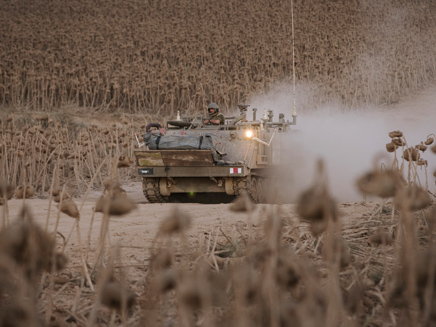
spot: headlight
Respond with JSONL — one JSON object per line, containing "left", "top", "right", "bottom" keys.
{"left": 245, "top": 130, "right": 253, "bottom": 138}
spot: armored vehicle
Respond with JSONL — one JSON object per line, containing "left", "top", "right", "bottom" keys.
{"left": 134, "top": 105, "right": 297, "bottom": 203}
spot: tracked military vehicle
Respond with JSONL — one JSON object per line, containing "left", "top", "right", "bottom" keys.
{"left": 134, "top": 105, "right": 297, "bottom": 203}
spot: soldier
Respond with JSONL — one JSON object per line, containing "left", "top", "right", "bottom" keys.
{"left": 145, "top": 122, "right": 165, "bottom": 135}
{"left": 204, "top": 102, "right": 225, "bottom": 125}
{"left": 142, "top": 122, "right": 166, "bottom": 149}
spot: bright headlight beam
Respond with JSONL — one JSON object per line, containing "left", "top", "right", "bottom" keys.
{"left": 245, "top": 130, "right": 253, "bottom": 138}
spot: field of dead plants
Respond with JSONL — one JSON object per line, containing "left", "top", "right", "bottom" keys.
{"left": 1, "top": 0, "right": 436, "bottom": 113}
{"left": 2, "top": 0, "right": 436, "bottom": 326}
{"left": 0, "top": 108, "right": 436, "bottom": 326}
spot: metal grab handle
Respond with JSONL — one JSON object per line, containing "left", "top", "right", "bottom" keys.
{"left": 135, "top": 134, "right": 145, "bottom": 148}
{"left": 252, "top": 129, "right": 276, "bottom": 147}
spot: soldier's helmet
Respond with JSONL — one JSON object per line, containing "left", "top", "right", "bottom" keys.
{"left": 207, "top": 102, "right": 219, "bottom": 113}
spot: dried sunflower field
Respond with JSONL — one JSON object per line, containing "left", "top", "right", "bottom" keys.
{"left": 2, "top": 0, "right": 436, "bottom": 326}
{"left": 1, "top": 130, "right": 436, "bottom": 327}
{"left": 1, "top": 0, "right": 436, "bottom": 113}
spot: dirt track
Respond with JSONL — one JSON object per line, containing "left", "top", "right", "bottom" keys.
{"left": 5, "top": 181, "right": 374, "bottom": 275}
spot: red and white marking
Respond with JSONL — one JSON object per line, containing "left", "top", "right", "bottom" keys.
{"left": 230, "top": 167, "right": 242, "bottom": 174}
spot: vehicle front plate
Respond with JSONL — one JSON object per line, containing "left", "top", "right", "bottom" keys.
{"left": 138, "top": 168, "right": 154, "bottom": 176}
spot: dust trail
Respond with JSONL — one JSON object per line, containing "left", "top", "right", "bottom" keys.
{"left": 249, "top": 85, "right": 436, "bottom": 203}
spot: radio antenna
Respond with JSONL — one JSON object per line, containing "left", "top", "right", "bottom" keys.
{"left": 291, "top": 0, "right": 297, "bottom": 118}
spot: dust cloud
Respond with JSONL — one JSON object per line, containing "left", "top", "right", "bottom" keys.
{"left": 249, "top": 84, "right": 436, "bottom": 203}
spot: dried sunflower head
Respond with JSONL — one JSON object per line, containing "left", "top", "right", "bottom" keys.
{"left": 425, "top": 136, "right": 434, "bottom": 146}
{"left": 395, "top": 185, "right": 432, "bottom": 211}
{"left": 95, "top": 195, "right": 136, "bottom": 216}
{"left": 14, "top": 185, "right": 34, "bottom": 199}
{"left": 58, "top": 199, "right": 80, "bottom": 219}
{"left": 415, "top": 142, "right": 427, "bottom": 152}
{"left": 356, "top": 170, "right": 402, "bottom": 198}
{"left": 0, "top": 182, "right": 15, "bottom": 202}
{"left": 392, "top": 138, "right": 405, "bottom": 146}
{"left": 386, "top": 142, "right": 398, "bottom": 153}
{"left": 296, "top": 185, "right": 337, "bottom": 236}
{"left": 402, "top": 147, "right": 420, "bottom": 162}
{"left": 159, "top": 206, "right": 191, "bottom": 235}
{"left": 389, "top": 131, "right": 403, "bottom": 138}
